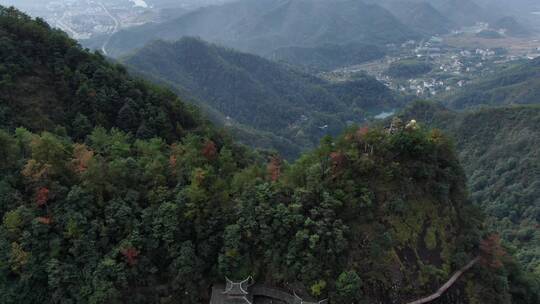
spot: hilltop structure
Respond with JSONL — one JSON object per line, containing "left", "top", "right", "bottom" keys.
{"left": 209, "top": 278, "right": 327, "bottom": 304}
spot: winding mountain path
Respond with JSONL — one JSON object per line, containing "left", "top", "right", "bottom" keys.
{"left": 405, "top": 257, "right": 480, "bottom": 304}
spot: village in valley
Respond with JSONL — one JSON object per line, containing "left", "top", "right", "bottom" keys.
{"left": 320, "top": 24, "right": 540, "bottom": 98}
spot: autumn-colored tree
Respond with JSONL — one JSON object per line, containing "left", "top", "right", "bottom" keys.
{"left": 121, "top": 247, "right": 139, "bottom": 266}
{"left": 480, "top": 234, "right": 506, "bottom": 269}
{"left": 169, "top": 154, "right": 177, "bottom": 169}
{"left": 330, "top": 151, "right": 347, "bottom": 175}
{"left": 354, "top": 126, "right": 374, "bottom": 154}
{"left": 202, "top": 140, "right": 218, "bottom": 161}
{"left": 267, "top": 156, "right": 282, "bottom": 182}
{"left": 22, "top": 159, "right": 51, "bottom": 182}
{"left": 35, "top": 187, "right": 50, "bottom": 206}
{"left": 36, "top": 217, "right": 52, "bottom": 225}
{"left": 71, "top": 144, "right": 94, "bottom": 173}
{"left": 356, "top": 126, "right": 369, "bottom": 140}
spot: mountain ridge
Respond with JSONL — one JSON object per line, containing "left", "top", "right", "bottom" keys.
{"left": 124, "top": 37, "right": 400, "bottom": 157}
{"left": 377, "top": 0, "right": 456, "bottom": 35}
{"left": 90, "top": 0, "right": 420, "bottom": 61}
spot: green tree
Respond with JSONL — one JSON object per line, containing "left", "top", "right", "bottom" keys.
{"left": 335, "top": 271, "right": 362, "bottom": 303}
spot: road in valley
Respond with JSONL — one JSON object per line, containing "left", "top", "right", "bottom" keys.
{"left": 96, "top": 1, "right": 120, "bottom": 55}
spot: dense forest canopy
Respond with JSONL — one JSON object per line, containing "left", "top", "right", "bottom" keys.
{"left": 0, "top": 6, "right": 208, "bottom": 142}
{"left": 0, "top": 5, "right": 539, "bottom": 304}
{"left": 1, "top": 120, "right": 537, "bottom": 303}
{"left": 400, "top": 102, "right": 540, "bottom": 278}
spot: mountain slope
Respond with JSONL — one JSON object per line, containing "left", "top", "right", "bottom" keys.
{"left": 268, "top": 42, "right": 385, "bottom": 71}
{"left": 492, "top": 16, "right": 531, "bottom": 37}
{"left": 401, "top": 102, "right": 540, "bottom": 277}
{"left": 440, "top": 58, "right": 540, "bottom": 109}
{"left": 366, "top": 0, "right": 490, "bottom": 29}
{"left": 475, "top": 0, "right": 540, "bottom": 32}
{"left": 0, "top": 7, "right": 206, "bottom": 142}
{"left": 228, "top": 0, "right": 418, "bottom": 52}
{"left": 381, "top": 1, "right": 456, "bottom": 35}
{"left": 97, "top": 0, "right": 419, "bottom": 60}
{"left": 427, "top": 0, "right": 490, "bottom": 26}
{"left": 0, "top": 6, "right": 254, "bottom": 303}
{"left": 124, "top": 38, "right": 342, "bottom": 132}
{"left": 124, "top": 37, "right": 399, "bottom": 157}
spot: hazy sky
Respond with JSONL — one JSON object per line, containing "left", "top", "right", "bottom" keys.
{"left": 5, "top": 0, "right": 287, "bottom": 9}
{"left": 0, "top": 0, "right": 42, "bottom": 8}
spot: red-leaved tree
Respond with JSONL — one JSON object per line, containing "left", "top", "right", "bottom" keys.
{"left": 479, "top": 234, "right": 506, "bottom": 269}
{"left": 36, "top": 187, "right": 50, "bottom": 206}
{"left": 330, "top": 151, "right": 347, "bottom": 175}
{"left": 37, "top": 216, "right": 52, "bottom": 225}
{"left": 356, "top": 126, "right": 369, "bottom": 140}
{"left": 121, "top": 247, "right": 140, "bottom": 266}
{"left": 169, "top": 155, "right": 177, "bottom": 169}
{"left": 202, "top": 140, "right": 218, "bottom": 161}
{"left": 267, "top": 156, "right": 282, "bottom": 182}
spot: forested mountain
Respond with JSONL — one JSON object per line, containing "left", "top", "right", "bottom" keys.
{"left": 0, "top": 7, "right": 209, "bottom": 143}
{"left": 0, "top": 6, "right": 251, "bottom": 303}
{"left": 268, "top": 42, "right": 385, "bottom": 71}
{"left": 492, "top": 16, "right": 531, "bottom": 37}
{"left": 89, "top": 0, "right": 419, "bottom": 64}
{"left": 377, "top": 1, "right": 456, "bottom": 35}
{"left": 401, "top": 102, "right": 540, "bottom": 278}
{"left": 366, "top": 0, "right": 532, "bottom": 37}
{"left": 426, "top": 0, "right": 490, "bottom": 26}
{"left": 365, "top": 0, "right": 490, "bottom": 29}
{"left": 124, "top": 37, "right": 399, "bottom": 157}
{"left": 1, "top": 5, "right": 539, "bottom": 304}
{"left": 440, "top": 58, "right": 540, "bottom": 109}
{"left": 475, "top": 0, "right": 540, "bottom": 31}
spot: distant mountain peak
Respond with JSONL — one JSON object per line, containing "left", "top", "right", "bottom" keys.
{"left": 95, "top": 0, "right": 419, "bottom": 58}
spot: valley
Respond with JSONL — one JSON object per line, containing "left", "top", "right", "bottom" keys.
{"left": 321, "top": 33, "right": 540, "bottom": 99}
